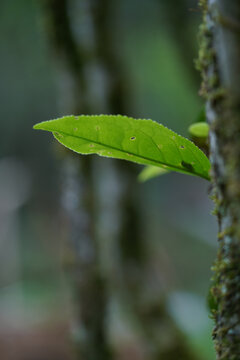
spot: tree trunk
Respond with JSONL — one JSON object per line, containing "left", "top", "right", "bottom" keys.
{"left": 42, "top": 1, "right": 111, "bottom": 359}
{"left": 198, "top": 1, "right": 240, "bottom": 359}
{"left": 42, "top": 1, "right": 202, "bottom": 359}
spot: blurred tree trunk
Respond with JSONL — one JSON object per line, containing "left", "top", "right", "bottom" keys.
{"left": 160, "top": 0, "right": 199, "bottom": 80}
{"left": 42, "top": 1, "right": 111, "bottom": 359}
{"left": 42, "top": 1, "right": 200, "bottom": 359}
{"left": 159, "top": 0, "right": 202, "bottom": 87}
{"left": 198, "top": 0, "right": 240, "bottom": 359}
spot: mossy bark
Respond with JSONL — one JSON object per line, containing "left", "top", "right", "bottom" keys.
{"left": 198, "top": 1, "right": 240, "bottom": 359}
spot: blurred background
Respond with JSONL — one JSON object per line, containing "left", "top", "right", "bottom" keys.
{"left": 0, "top": 0, "right": 217, "bottom": 359}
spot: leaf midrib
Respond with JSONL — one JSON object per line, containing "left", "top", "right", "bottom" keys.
{"left": 53, "top": 129, "right": 209, "bottom": 180}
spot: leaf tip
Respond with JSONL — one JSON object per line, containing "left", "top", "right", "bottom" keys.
{"left": 33, "top": 122, "right": 45, "bottom": 130}
{"left": 33, "top": 120, "right": 52, "bottom": 131}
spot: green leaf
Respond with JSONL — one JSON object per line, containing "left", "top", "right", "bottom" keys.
{"left": 33, "top": 114, "right": 211, "bottom": 180}
{"left": 138, "top": 166, "right": 169, "bottom": 182}
{"left": 188, "top": 122, "right": 209, "bottom": 138}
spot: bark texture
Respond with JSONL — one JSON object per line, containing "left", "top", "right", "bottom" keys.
{"left": 198, "top": 1, "right": 240, "bottom": 359}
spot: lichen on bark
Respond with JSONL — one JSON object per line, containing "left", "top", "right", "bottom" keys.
{"left": 198, "top": 1, "right": 240, "bottom": 359}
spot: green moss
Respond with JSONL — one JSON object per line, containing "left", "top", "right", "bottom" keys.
{"left": 197, "top": 1, "right": 240, "bottom": 359}
{"left": 196, "top": 0, "right": 227, "bottom": 104}
{"left": 198, "top": 0, "right": 208, "bottom": 11}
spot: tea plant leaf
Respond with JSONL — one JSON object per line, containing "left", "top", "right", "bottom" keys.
{"left": 33, "top": 114, "right": 211, "bottom": 180}
{"left": 188, "top": 122, "right": 209, "bottom": 138}
{"left": 138, "top": 166, "right": 169, "bottom": 182}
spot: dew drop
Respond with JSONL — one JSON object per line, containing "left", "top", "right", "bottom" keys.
{"left": 89, "top": 144, "right": 94, "bottom": 147}
{"left": 74, "top": 128, "right": 78, "bottom": 131}
{"left": 172, "top": 136, "right": 176, "bottom": 140}
{"left": 95, "top": 126, "right": 100, "bottom": 131}
{"left": 180, "top": 145, "right": 185, "bottom": 149}
{"left": 158, "top": 144, "right": 163, "bottom": 149}
{"left": 130, "top": 136, "right": 136, "bottom": 141}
